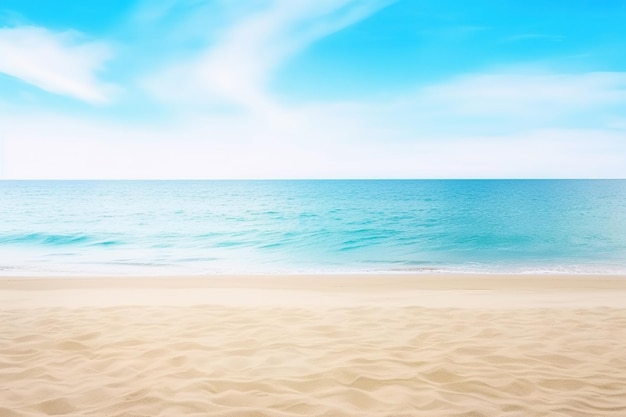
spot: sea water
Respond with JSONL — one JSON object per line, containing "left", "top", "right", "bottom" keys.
{"left": 1, "top": 180, "right": 625, "bottom": 275}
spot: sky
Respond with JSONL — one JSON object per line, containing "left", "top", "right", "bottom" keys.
{"left": 0, "top": 0, "right": 625, "bottom": 179}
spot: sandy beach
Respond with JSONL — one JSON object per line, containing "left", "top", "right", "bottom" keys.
{"left": 2, "top": 274, "right": 626, "bottom": 416}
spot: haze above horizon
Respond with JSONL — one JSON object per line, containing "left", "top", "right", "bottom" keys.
{"left": 1, "top": 0, "right": 625, "bottom": 179}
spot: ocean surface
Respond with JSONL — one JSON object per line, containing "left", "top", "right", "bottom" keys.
{"left": 1, "top": 180, "right": 625, "bottom": 276}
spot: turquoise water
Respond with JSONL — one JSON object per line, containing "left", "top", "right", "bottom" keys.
{"left": 1, "top": 180, "right": 625, "bottom": 275}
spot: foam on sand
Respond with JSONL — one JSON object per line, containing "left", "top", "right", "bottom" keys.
{"left": 1, "top": 274, "right": 626, "bottom": 416}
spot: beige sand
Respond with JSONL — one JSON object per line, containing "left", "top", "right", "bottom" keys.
{"left": 1, "top": 274, "right": 626, "bottom": 416}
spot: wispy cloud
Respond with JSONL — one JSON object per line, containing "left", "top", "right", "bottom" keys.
{"left": 0, "top": 26, "right": 117, "bottom": 103}
{"left": 419, "top": 71, "right": 626, "bottom": 117}
{"left": 376, "top": 70, "right": 626, "bottom": 138}
{"left": 142, "top": 0, "right": 393, "bottom": 114}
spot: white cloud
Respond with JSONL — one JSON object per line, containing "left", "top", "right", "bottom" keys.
{"left": 142, "top": 0, "right": 393, "bottom": 115}
{"left": 310, "top": 70, "right": 626, "bottom": 140}
{"left": 419, "top": 71, "right": 626, "bottom": 118}
{"left": 0, "top": 26, "right": 117, "bottom": 103}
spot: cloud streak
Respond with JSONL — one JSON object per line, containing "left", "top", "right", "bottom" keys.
{"left": 0, "top": 26, "right": 116, "bottom": 103}
{"left": 330, "top": 70, "right": 626, "bottom": 139}
{"left": 143, "top": 0, "right": 393, "bottom": 114}
{"left": 420, "top": 71, "right": 626, "bottom": 117}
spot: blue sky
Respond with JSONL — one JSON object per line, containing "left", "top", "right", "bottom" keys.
{"left": 1, "top": 0, "right": 625, "bottom": 178}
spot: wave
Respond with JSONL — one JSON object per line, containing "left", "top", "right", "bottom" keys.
{"left": 0, "top": 232, "right": 122, "bottom": 248}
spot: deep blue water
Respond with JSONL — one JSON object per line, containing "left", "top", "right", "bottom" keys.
{"left": 1, "top": 180, "right": 625, "bottom": 275}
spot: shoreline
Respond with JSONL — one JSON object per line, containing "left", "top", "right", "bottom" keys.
{"left": 3, "top": 271, "right": 626, "bottom": 286}
{"left": 2, "top": 273, "right": 626, "bottom": 309}
{"left": 4, "top": 266, "right": 626, "bottom": 277}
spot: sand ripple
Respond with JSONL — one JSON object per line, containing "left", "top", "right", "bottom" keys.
{"left": 2, "top": 306, "right": 626, "bottom": 416}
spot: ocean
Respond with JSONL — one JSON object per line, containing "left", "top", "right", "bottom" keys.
{"left": 1, "top": 180, "right": 625, "bottom": 275}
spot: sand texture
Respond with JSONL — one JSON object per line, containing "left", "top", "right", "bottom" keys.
{"left": 1, "top": 274, "right": 626, "bottom": 417}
